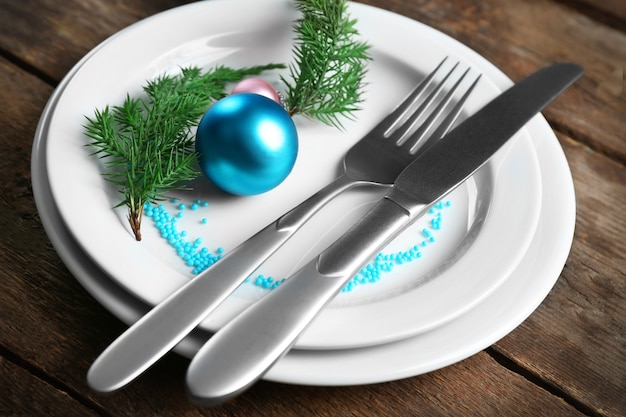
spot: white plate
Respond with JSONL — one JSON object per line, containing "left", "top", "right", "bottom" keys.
{"left": 32, "top": 33, "right": 574, "bottom": 385}
{"left": 44, "top": 0, "right": 541, "bottom": 349}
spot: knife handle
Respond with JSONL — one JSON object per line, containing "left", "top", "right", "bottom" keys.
{"left": 87, "top": 174, "right": 359, "bottom": 393}
{"left": 186, "top": 196, "right": 416, "bottom": 406}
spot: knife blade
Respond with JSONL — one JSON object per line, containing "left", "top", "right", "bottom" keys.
{"left": 185, "top": 62, "right": 583, "bottom": 405}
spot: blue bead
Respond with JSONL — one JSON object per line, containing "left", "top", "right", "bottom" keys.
{"left": 195, "top": 93, "right": 299, "bottom": 196}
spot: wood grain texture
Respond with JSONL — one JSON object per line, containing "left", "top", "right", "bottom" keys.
{"left": 559, "top": 0, "right": 626, "bottom": 29}
{"left": 0, "top": 358, "right": 100, "bottom": 417}
{"left": 0, "top": 0, "right": 625, "bottom": 415}
{"left": 492, "top": 134, "right": 626, "bottom": 417}
{"left": 0, "top": 0, "right": 189, "bottom": 82}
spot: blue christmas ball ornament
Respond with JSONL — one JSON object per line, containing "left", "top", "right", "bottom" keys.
{"left": 195, "top": 93, "right": 298, "bottom": 196}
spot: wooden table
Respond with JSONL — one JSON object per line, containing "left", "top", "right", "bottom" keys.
{"left": 1, "top": 0, "right": 624, "bottom": 415}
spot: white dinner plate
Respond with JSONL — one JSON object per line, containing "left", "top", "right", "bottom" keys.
{"left": 43, "top": 0, "right": 541, "bottom": 349}
{"left": 31, "top": 30, "right": 574, "bottom": 385}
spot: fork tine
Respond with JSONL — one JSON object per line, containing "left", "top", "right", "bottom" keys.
{"left": 399, "top": 67, "right": 470, "bottom": 146}
{"left": 389, "top": 61, "right": 460, "bottom": 141}
{"left": 400, "top": 67, "right": 480, "bottom": 153}
{"left": 414, "top": 73, "right": 482, "bottom": 153}
{"left": 378, "top": 57, "right": 449, "bottom": 135}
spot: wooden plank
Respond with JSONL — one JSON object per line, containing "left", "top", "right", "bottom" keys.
{"left": 0, "top": 0, "right": 190, "bottom": 82}
{"left": 0, "top": 358, "right": 100, "bottom": 417}
{"left": 561, "top": 0, "right": 626, "bottom": 28}
{"left": 492, "top": 134, "right": 626, "bottom": 417}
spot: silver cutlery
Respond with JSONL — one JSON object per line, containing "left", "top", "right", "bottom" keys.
{"left": 185, "top": 62, "right": 584, "bottom": 405}
{"left": 87, "top": 57, "right": 480, "bottom": 392}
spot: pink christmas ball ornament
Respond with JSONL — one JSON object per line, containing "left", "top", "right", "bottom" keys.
{"left": 231, "top": 77, "right": 281, "bottom": 104}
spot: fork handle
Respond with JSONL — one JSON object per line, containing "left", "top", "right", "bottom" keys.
{"left": 87, "top": 174, "right": 358, "bottom": 393}
{"left": 185, "top": 196, "right": 418, "bottom": 406}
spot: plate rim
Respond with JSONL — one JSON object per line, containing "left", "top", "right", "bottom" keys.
{"left": 42, "top": 0, "right": 542, "bottom": 349}
{"left": 32, "top": 0, "right": 574, "bottom": 385}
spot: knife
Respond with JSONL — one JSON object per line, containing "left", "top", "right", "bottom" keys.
{"left": 184, "top": 62, "right": 583, "bottom": 405}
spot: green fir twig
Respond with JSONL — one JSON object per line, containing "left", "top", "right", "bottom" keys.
{"left": 84, "top": 64, "right": 284, "bottom": 240}
{"left": 282, "top": 0, "right": 370, "bottom": 127}
{"left": 85, "top": 0, "right": 371, "bottom": 242}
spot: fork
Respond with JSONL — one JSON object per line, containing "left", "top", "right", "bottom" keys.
{"left": 87, "top": 57, "right": 481, "bottom": 393}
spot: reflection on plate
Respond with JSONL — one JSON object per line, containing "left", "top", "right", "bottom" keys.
{"left": 42, "top": 0, "right": 542, "bottom": 349}
{"left": 31, "top": 15, "right": 574, "bottom": 383}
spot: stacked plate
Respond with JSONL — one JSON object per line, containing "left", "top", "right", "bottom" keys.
{"left": 32, "top": 0, "right": 574, "bottom": 385}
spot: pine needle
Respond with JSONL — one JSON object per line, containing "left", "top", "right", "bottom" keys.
{"left": 282, "top": 0, "right": 370, "bottom": 127}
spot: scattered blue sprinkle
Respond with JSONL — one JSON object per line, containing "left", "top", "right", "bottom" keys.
{"left": 145, "top": 198, "right": 452, "bottom": 292}
{"left": 143, "top": 201, "right": 223, "bottom": 274}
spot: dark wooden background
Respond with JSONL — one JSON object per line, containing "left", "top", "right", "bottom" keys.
{"left": 1, "top": 0, "right": 624, "bottom": 416}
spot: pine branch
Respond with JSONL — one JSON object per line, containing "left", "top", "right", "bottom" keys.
{"left": 84, "top": 0, "right": 371, "bottom": 242}
{"left": 84, "top": 63, "right": 284, "bottom": 240}
{"left": 282, "top": 0, "right": 370, "bottom": 128}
